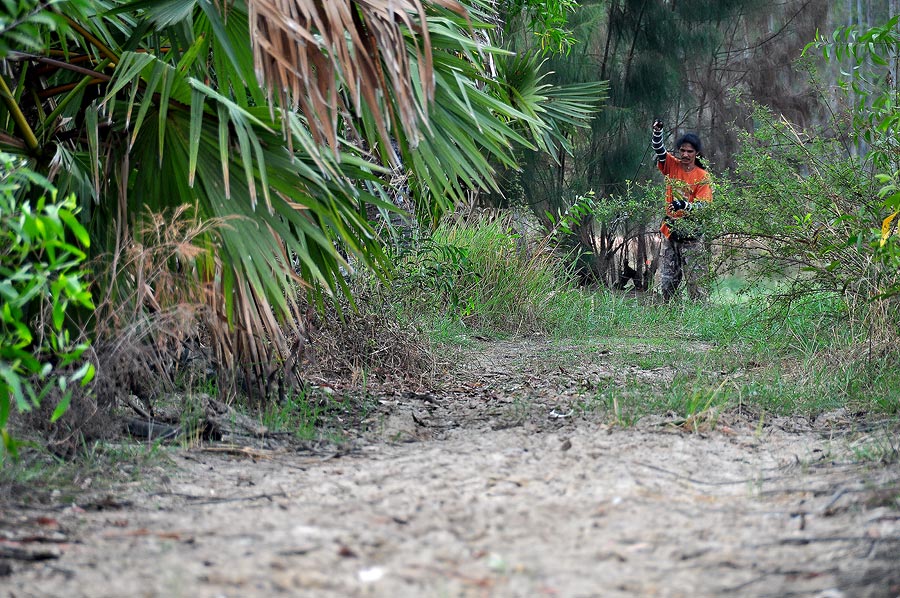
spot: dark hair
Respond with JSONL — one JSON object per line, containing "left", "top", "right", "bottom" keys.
{"left": 676, "top": 133, "right": 707, "bottom": 169}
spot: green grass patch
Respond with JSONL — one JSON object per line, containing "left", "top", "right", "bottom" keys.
{"left": 544, "top": 290, "right": 897, "bottom": 420}
{"left": 259, "top": 387, "right": 377, "bottom": 443}
{"left": 260, "top": 388, "right": 326, "bottom": 441}
{"left": 381, "top": 217, "right": 898, "bottom": 423}
{"left": 1, "top": 440, "right": 172, "bottom": 506}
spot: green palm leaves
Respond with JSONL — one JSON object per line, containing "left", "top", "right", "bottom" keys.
{"left": 0, "top": 0, "right": 604, "bottom": 396}
{"left": 493, "top": 51, "right": 608, "bottom": 163}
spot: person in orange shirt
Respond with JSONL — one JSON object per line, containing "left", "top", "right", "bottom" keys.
{"left": 651, "top": 119, "right": 713, "bottom": 301}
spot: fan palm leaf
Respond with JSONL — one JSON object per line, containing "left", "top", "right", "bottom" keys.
{"left": 0, "top": 0, "right": 603, "bottom": 397}
{"left": 0, "top": 1, "right": 400, "bottom": 392}
{"left": 493, "top": 50, "right": 608, "bottom": 163}
{"left": 246, "top": 0, "right": 470, "bottom": 153}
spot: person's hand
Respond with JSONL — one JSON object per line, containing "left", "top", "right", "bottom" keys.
{"left": 670, "top": 199, "right": 688, "bottom": 212}
{"left": 652, "top": 119, "right": 664, "bottom": 132}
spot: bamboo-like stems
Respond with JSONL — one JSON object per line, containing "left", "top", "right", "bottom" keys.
{"left": 0, "top": 130, "right": 26, "bottom": 150}
{"left": 6, "top": 52, "right": 113, "bottom": 81}
{"left": 62, "top": 15, "right": 120, "bottom": 64}
{"left": 38, "top": 79, "right": 106, "bottom": 100}
{"left": 36, "top": 58, "right": 112, "bottom": 139}
{"left": 0, "top": 75, "right": 39, "bottom": 153}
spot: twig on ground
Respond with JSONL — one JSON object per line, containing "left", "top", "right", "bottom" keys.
{"left": 632, "top": 460, "right": 784, "bottom": 486}
{"left": 0, "top": 544, "right": 61, "bottom": 561}
{"left": 175, "top": 490, "right": 288, "bottom": 506}
{"left": 195, "top": 446, "right": 282, "bottom": 459}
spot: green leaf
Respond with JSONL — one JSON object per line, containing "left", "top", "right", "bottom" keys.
{"left": 50, "top": 390, "right": 72, "bottom": 423}
{"left": 85, "top": 102, "right": 100, "bottom": 201}
{"left": 157, "top": 64, "right": 176, "bottom": 164}
{"left": 73, "top": 361, "right": 95, "bottom": 385}
{"left": 130, "top": 59, "right": 166, "bottom": 149}
{"left": 188, "top": 87, "right": 205, "bottom": 187}
{"left": 58, "top": 207, "right": 90, "bottom": 248}
{"left": 0, "top": 385, "right": 9, "bottom": 428}
{"left": 121, "top": 0, "right": 195, "bottom": 28}
{"left": 0, "top": 365, "right": 27, "bottom": 412}
{"left": 176, "top": 32, "right": 207, "bottom": 75}
{"left": 886, "top": 191, "right": 900, "bottom": 211}
{"left": 216, "top": 102, "right": 230, "bottom": 198}
{"left": 0, "top": 280, "right": 17, "bottom": 301}
{"left": 51, "top": 295, "right": 66, "bottom": 330}
{"left": 197, "top": 0, "right": 241, "bottom": 81}
{"left": 103, "top": 52, "right": 156, "bottom": 106}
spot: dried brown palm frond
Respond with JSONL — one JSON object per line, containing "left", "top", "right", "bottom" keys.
{"left": 247, "top": 0, "right": 467, "bottom": 154}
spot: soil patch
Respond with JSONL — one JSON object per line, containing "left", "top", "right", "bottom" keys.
{"left": 3, "top": 337, "right": 899, "bottom": 598}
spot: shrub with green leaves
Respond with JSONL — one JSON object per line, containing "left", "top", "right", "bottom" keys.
{"left": 711, "top": 109, "right": 898, "bottom": 340}
{"left": 799, "top": 18, "right": 900, "bottom": 329}
{"left": 717, "top": 111, "right": 867, "bottom": 264}
{"left": 1, "top": 155, "right": 95, "bottom": 458}
{"left": 393, "top": 217, "right": 583, "bottom": 333}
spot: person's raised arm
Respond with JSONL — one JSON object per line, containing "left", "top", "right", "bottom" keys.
{"left": 652, "top": 119, "right": 666, "bottom": 164}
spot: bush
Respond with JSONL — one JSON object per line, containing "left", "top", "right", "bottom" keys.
{"left": 1, "top": 155, "right": 94, "bottom": 458}
{"left": 391, "top": 216, "right": 584, "bottom": 333}
{"left": 545, "top": 186, "right": 663, "bottom": 290}
{"left": 710, "top": 104, "right": 899, "bottom": 343}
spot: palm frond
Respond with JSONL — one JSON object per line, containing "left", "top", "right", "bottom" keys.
{"left": 246, "top": 0, "right": 466, "bottom": 154}
{"left": 1, "top": 0, "right": 597, "bottom": 400}
{"left": 494, "top": 51, "right": 608, "bottom": 162}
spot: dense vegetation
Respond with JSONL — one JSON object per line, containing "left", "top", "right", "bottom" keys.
{"left": 2, "top": 0, "right": 899, "bottom": 459}
{"left": 0, "top": 0, "right": 602, "bottom": 451}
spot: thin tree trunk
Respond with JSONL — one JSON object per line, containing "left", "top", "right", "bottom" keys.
{"left": 599, "top": 0, "right": 618, "bottom": 82}
{"left": 624, "top": 0, "right": 648, "bottom": 79}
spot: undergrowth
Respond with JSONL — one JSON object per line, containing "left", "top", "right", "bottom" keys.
{"left": 390, "top": 217, "right": 583, "bottom": 334}
{"left": 0, "top": 439, "right": 171, "bottom": 506}
{"left": 7, "top": 212, "right": 898, "bottom": 465}
{"left": 381, "top": 215, "right": 900, "bottom": 421}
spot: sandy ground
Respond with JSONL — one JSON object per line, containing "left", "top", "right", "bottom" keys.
{"left": 3, "top": 338, "right": 900, "bottom": 598}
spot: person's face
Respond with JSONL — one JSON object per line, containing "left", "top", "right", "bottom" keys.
{"left": 678, "top": 143, "right": 697, "bottom": 167}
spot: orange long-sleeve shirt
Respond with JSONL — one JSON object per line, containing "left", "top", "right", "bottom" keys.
{"left": 657, "top": 152, "right": 712, "bottom": 239}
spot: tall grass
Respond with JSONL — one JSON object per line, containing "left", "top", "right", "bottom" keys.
{"left": 392, "top": 217, "right": 585, "bottom": 334}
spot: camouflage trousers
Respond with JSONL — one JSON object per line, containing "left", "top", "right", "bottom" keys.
{"left": 659, "top": 237, "right": 709, "bottom": 302}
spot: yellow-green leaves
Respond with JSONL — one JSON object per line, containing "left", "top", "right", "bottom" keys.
{"left": 882, "top": 211, "right": 899, "bottom": 247}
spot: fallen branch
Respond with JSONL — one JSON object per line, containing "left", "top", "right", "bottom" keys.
{"left": 0, "top": 543, "right": 61, "bottom": 561}
{"left": 174, "top": 490, "right": 287, "bottom": 507}
{"left": 195, "top": 445, "right": 281, "bottom": 459}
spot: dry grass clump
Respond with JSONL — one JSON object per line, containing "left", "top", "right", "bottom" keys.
{"left": 304, "top": 289, "right": 437, "bottom": 389}
{"left": 11, "top": 204, "right": 220, "bottom": 455}
{"left": 27, "top": 206, "right": 226, "bottom": 450}
{"left": 88, "top": 203, "right": 437, "bottom": 417}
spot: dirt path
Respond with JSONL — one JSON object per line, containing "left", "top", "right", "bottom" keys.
{"left": 3, "top": 338, "right": 900, "bottom": 598}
